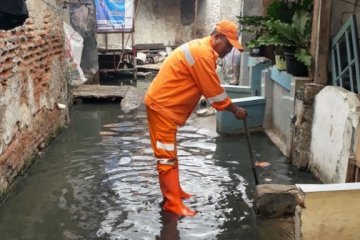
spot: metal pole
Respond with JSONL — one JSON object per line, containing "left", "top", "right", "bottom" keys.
{"left": 243, "top": 119, "right": 259, "bottom": 185}
{"left": 193, "top": 0, "right": 198, "bottom": 38}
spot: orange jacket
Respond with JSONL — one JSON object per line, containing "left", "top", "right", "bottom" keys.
{"left": 144, "top": 36, "right": 231, "bottom": 125}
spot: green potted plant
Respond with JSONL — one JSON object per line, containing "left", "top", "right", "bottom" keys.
{"left": 246, "top": 27, "right": 289, "bottom": 70}
{"left": 237, "top": 0, "right": 301, "bottom": 60}
{"left": 237, "top": 15, "right": 271, "bottom": 57}
{"left": 266, "top": 9, "right": 312, "bottom": 76}
{"left": 265, "top": 0, "right": 313, "bottom": 72}
{"left": 238, "top": 0, "right": 313, "bottom": 73}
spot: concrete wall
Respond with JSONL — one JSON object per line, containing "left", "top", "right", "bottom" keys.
{"left": 295, "top": 183, "right": 360, "bottom": 240}
{"left": 310, "top": 86, "right": 360, "bottom": 183}
{"left": 0, "top": 0, "right": 69, "bottom": 199}
{"left": 134, "top": 0, "right": 192, "bottom": 46}
{"left": 262, "top": 67, "right": 312, "bottom": 157}
{"left": 196, "top": 0, "right": 242, "bottom": 36}
{"left": 97, "top": 0, "right": 242, "bottom": 48}
{"left": 291, "top": 84, "right": 325, "bottom": 170}
{"left": 239, "top": 0, "right": 263, "bottom": 50}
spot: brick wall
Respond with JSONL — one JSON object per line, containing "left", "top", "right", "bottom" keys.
{"left": 0, "top": 10, "right": 69, "bottom": 199}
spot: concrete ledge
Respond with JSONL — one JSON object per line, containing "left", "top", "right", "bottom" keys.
{"left": 296, "top": 182, "right": 360, "bottom": 192}
{"left": 216, "top": 96, "right": 265, "bottom": 135}
{"left": 295, "top": 183, "right": 360, "bottom": 240}
{"left": 254, "top": 184, "right": 303, "bottom": 218}
{"left": 270, "top": 66, "right": 292, "bottom": 91}
{"left": 221, "top": 84, "right": 251, "bottom": 98}
{"left": 249, "top": 57, "right": 272, "bottom": 96}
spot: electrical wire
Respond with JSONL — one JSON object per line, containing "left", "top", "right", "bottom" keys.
{"left": 40, "top": 0, "right": 88, "bottom": 13}
{"left": 339, "top": 0, "right": 360, "bottom": 6}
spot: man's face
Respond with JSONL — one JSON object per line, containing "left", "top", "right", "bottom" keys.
{"left": 216, "top": 35, "right": 233, "bottom": 58}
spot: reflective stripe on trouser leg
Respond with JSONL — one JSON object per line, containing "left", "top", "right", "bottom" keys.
{"left": 146, "top": 107, "right": 178, "bottom": 172}
{"left": 146, "top": 107, "right": 196, "bottom": 216}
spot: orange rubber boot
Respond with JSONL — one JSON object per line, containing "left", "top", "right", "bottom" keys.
{"left": 179, "top": 186, "right": 192, "bottom": 200}
{"left": 174, "top": 166, "right": 193, "bottom": 199}
{"left": 158, "top": 166, "right": 196, "bottom": 217}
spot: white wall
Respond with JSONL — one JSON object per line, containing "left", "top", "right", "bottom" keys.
{"left": 196, "top": 0, "right": 241, "bottom": 35}
{"left": 97, "top": 0, "right": 242, "bottom": 48}
{"left": 311, "top": 86, "right": 360, "bottom": 183}
{"left": 134, "top": 0, "right": 192, "bottom": 46}
{"left": 262, "top": 69, "right": 311, "bottom": 157}
{"left": 239, "top": 0, "right": 262, "bottom": 50}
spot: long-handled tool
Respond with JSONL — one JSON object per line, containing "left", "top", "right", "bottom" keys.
{"left": 243, "top": 119, "right": 259, "bottom": 185}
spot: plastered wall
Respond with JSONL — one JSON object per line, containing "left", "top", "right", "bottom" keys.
{"left": 0, "top": 0, "right": 69, "bottom": 198}
{"left": 310, "top": 86, "right": 360, "bottom": 183}
{"left": 97, "top": 0, "right": 242, "bottom": 48}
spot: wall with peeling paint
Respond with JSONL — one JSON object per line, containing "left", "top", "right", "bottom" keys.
{"left": 97, "top": 0, "right": 242, "bottom": 49}
{"left": 195, "top": 0, "right": 242, "bottom": 37}
{"left": 0, "top": 0, "right": 69, "bottom": 199}
{"left": 310, "top": 86, "right": 360, "bottom": 183}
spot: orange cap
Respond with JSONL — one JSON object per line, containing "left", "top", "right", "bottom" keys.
{"left": 215, "top": 20, "right": 244, "bottom": 51}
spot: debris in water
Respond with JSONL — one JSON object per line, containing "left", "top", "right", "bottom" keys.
{"left": 264, "top": 178, "right": 272, "bottom": 182}
{"left": 103, "top": 123, "right": 121, "bottom": 128}
{"left": 56, "top": 103, "right": 66, "bottom": 110}
{"left": 99, "top": 131, "right": 118, "bottom": 136}
{"left": 255, "top": 161, "right": 271, "bottom": 168}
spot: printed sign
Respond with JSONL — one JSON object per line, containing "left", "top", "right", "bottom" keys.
{"left": 95, "top": 0, "right": 134, "bottom": 32}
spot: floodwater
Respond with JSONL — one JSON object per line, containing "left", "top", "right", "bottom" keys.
{"left": 0, "top": 91, "right": 318, "bottom": 239}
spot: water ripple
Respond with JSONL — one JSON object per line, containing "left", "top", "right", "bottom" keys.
{"left": 0, "top": 104, "right": 318, "bottom": 240}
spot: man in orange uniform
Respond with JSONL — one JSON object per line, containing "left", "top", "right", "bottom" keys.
{"left": 144, "top": 20, "right": 248, "bottom": 217}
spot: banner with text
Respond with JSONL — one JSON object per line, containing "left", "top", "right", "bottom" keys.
{"left": 95, "top": 0, "right": 134, "bottom": 32}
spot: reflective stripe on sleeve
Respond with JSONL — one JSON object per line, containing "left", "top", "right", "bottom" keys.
{"left": 180, "top": 44, "right": 195, "bottom": 66}
{"left": 207, "top": 92, "right": 228, "bottom": 104}
{"left": 156, "top": 141, "right": 175, "bottom": 151}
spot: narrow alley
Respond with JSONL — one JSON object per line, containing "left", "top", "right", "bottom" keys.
{"left": 1, "top": 0, "right": 360, "bottom": 240}
{"left": 0, "top": 98, "right": 317, "bottom": 239}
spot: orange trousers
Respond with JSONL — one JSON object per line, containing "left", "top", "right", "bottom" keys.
{"left": 146, "top": 107, "right": 196, "bottom": 216}
{"left": 146, "top": 107, "right": 177, "bottom": 171}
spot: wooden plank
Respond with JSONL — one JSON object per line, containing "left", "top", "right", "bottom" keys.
{"left": 72, "top": 85, "right": 129, "bottom": 98}
{"left": 346, "top": 156, "right": 356, "bottom": 182}
{"left": 135, "top": 43, "right": 165, "bottom": 50}
{"left": 310, "top": 0, "right": 320, "bottom": 58}
{"left": 193, "top": 0, "right": 198, "bottom": 38}
{"left": 354, "top": 129, "right": 360, "bottom": 182}
{"left": 136, "top": 63, "right": 161, "bottom": 71}
{"left": 311, "top": 0, "right": 332, "bottom": 85}
{"left": 262, "top": 0, "right": 273, "bottom": 16}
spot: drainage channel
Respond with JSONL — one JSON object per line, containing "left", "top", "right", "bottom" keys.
{"left": 0, "top": 97, "right": 318, "bottom": 239}
{"left": 0, "top": 72, "right": 319, "bottom": 240}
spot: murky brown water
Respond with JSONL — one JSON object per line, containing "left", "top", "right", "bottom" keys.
{"left": 0, "top": 102, "right": 318, "bottom": 240}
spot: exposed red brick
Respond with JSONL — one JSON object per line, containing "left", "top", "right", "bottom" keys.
{"left": 0, "top": 108, "right": 65, "bottom": 171}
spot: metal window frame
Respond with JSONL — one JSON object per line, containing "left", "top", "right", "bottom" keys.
{"left": 331, "top": 15, "right": 360, "bottom": 93}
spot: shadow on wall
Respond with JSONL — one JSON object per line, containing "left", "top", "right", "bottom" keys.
{"left": 180, "top": 0, "right": 195, "bottom": 25}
